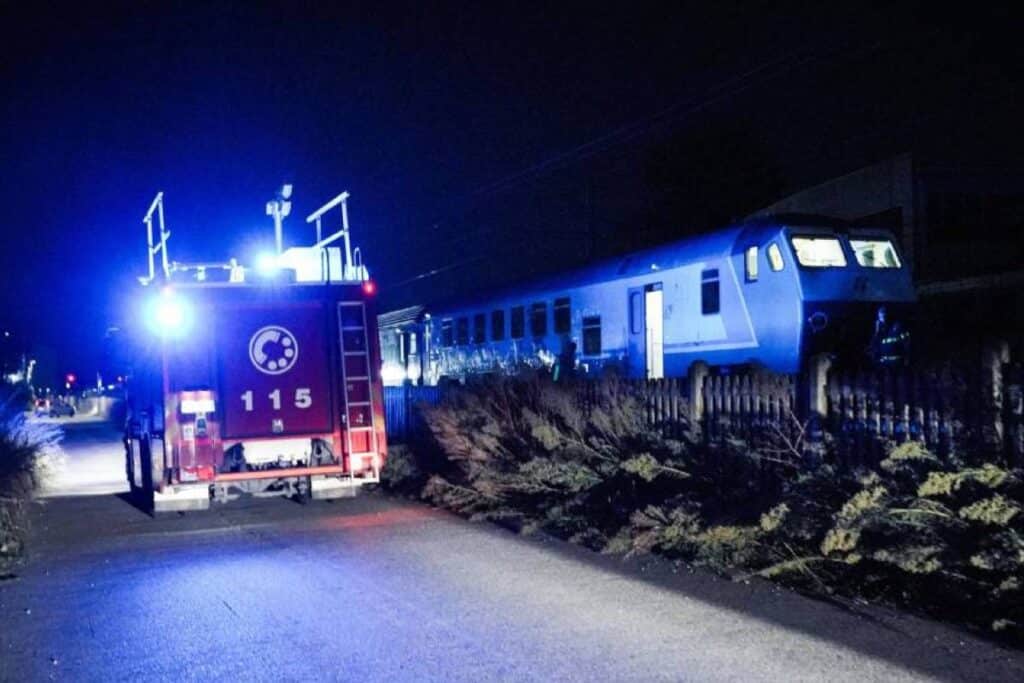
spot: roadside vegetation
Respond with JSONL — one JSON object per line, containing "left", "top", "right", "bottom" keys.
{"left": 382, "top": 375, "right": 1024, "bottom": 646}
{"left": 0, "top": 390, "right": 60, "bottom": 572}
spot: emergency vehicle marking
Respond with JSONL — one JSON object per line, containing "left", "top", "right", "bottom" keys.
{"left": 240, "top": 388, "right": 312, "bottom": 411}
{"left": 249, "top": 325, "right": 299, "bottom": 375}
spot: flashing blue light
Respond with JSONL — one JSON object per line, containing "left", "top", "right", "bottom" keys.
{"left": 146, "top": 290, "right": 192, "bottom": 338}
{"left": 255, "top": 251, "right": 280, "bottom": 276}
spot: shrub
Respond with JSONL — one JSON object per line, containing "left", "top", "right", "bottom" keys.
{"left": 1, "top": 390, "right": 61, "bottom": 568}
{"left": 413, "top": 376, "right": 1024, "bottom": 644}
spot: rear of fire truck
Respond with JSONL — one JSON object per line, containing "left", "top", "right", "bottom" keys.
{"left": 124, "top": 188, "right": 387, "bottom": 512}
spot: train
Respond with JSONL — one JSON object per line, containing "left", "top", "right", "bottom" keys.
{"left": 122, "top": 189, "right": 387, "bottom": 512}
{"left": 378, "top": 214, "right": 916, "bottom": 385}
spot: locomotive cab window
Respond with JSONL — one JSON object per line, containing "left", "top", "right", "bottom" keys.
{"left": 456, "top": 317, "right": 469, "bottom": 346}
{"left": 491, "top": 309, "right": 505, "bottom": 341}
{"left": 510, "top": 306, "right": 525, "bottom": 339}
{"left": 744, "top": 246, "right": 758, "bottom": 282}
{"left": 850, "top": 239, "right": 901, "bottom": 268}
{"left": 701, "top": 268, "right": 720, "bottom": 315}
{"left": 791, "top": 236, "right": 847, "bottom": 268}
{"left": 767, "top": 242, "right": 784, "bottom": 271}
{"left": 441, "top": 319, "right": 454, "bottom": 347}
{"left": 530, "top": 302, "right": 547, "bottom": 337}
{"left": 582, "top": 315, "right": 601, "bottom": 355}
{"left": 473, "top": 313, "right": 486, "bottom": 344}
{"left": 553, "top": 297, "right": 571, "bottom": 334}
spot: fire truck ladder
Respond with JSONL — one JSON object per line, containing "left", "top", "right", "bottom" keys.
{"left": 339, "top": 301, "right": 380, "bottom": 481}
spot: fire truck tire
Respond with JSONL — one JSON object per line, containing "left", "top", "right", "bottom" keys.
{"left": 294, "top": 476, "right": 313, "bottom": 504}
{"left": 137, "top": 435, "right": 156, "bottom": 514}
{"left": 124, "top": 437, "right": 136, "bottom": 494}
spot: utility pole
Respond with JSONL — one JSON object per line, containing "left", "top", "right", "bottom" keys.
{"left": 266, "top": 184, "right": 293, "bottom": 254}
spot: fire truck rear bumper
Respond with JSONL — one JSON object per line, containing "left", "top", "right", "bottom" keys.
{"left": 311, "top": 475, "right": 360, "bottom": 500}
{"left": 153, "top": 485, "right": 211, "bottom": 513}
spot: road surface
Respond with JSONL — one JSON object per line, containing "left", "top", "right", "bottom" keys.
{"left": 2, "top": 419, "right": 1022, "bottom": 681}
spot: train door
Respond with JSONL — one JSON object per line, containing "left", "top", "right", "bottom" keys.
{"left": 645, "top": 285, "right": 664, "bottom": 379}
{"left": 627, "top": 283, "right": 664, "bottom": 379}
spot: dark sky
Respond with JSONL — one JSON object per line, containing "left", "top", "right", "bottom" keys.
{"left": 2, "top": 3, "right": 1021, "bottom": 384}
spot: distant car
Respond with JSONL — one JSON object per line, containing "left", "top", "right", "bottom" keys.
{"left": 33, "top": 398, "right": 50, "bottom": 417}
{"left": 49, "top": 401, "right": 75, "bottom": 418}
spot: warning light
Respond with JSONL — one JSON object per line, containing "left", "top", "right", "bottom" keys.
{"left": 362, "top": 280, "right": 376, "bottom": 296}
{"left": 145, "top": 289, "right": 193, "bottom": 338}
{"left": 66, "top": 373, "right": 76, "bottom": 384}
{"left": 255, "top": 251, "right": 280, "bottom": 276}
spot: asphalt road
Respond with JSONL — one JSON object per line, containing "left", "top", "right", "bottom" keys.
{"left": 2, "top": 420, "right": 1022, "bottom": 682}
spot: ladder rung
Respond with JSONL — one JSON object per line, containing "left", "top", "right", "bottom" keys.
{"left": 347, "top": 426, "right": 374, "bottom": 432}
{"left": 347, "top": 401, "right": 370, "bottom": 406}
{"left": 343, "top": 351, "right": 367, "bottom": 356}
{"left": 346, "top": 375, "right": 368, "bottom": 381}
{"left": 348, "top": 451, "right": 377, "bottom": 456}
{"left": 341, "top": 325, "right": 365, "bottom": 331}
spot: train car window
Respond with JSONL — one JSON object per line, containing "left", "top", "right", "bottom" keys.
{"left": 510, "top": 306, "right": 525, "bottom": 339}
{"left": 553, "top": 297, "right": 571, "bottom": 334}
{"left": 850, "top": 239, "right": 901, "bottom": 268}
{"left": 701, "top": 269, "right": 720, "bottom": 315}
{"left": 767, "top": 242, "right": 784, "bottom": 271}
{"left": 491, "top": 309, "right": 505, "bottom": 341}
{"left": 630, "top": 292, "right": 643, "bottom": 334}
{"left": 473, "top": 313, "right": 486, "bottom": 343}
{"left": 441, "top": 319, "right": 454, "bottom": 347}
{"left": 456, "top": 317, "right": 469, "bottom": 345}
{"left": 530, "top": 302, "right": 547, "bottom": 337}
{"left": 745, "top": 246, "right": 758, "bottom": 282}
{"left": 582, "top": 316, "right": 602, "bottom": 355}
{"left": 791, "top": 236, "right": 847, "bottom": 267}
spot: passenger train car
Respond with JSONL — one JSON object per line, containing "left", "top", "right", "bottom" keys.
{"left": 380, "top": 215, "right": 915, "bottom": 384}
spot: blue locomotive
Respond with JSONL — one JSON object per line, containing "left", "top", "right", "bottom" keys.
{"left": 379, "top": 215, "right": 915, "bottom": 384}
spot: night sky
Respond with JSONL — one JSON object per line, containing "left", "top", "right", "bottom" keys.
{"left": 2, "top": 3, "right": 1021, "bottom": 386}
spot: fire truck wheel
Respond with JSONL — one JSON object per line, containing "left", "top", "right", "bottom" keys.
{"left": 294, "top": 476, "right": 312, "bottom": 504}
{"left": 138, "top": 435, "right": 156, "bottom": 514}
{"left": 125, "top": 437, "right": 140, "bottom": 495}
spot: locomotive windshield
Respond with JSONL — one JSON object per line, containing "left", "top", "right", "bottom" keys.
{"left": 790, "top": 236, "right": 847, "bottom": 268}
{"left": 849, "top": 239, "right": 901, "bottom": 268}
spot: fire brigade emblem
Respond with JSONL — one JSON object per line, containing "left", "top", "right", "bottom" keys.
{"left": 249, "top": 325, "right": 299, "bottom": 375}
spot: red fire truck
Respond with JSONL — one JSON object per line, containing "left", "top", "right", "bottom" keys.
{"left": 124, "top": 188, "right": 386, "bottom": 512}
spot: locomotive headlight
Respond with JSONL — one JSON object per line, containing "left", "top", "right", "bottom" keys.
{"left": 146, "top": 289, "right": 192, "bottom": 338}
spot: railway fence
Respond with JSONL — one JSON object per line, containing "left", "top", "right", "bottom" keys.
{"left": 383, "top": 340, "right": 1023, "bottom": 469}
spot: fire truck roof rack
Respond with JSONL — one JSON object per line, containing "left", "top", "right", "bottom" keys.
{"left": 139, "top": 187, "right": 369, "bottom": 286}
{"left": 139, "top": 192, "right": 170, "bottom": 285}
{"left": 306, "top": 191, "right": 368, "bottom": 282}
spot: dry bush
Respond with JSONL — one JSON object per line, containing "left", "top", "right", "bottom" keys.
{"left": 1, "top": 391, "right": 61, "bottom": 568}
{"left": 414, "top": 376, "right": 1024, "bottom": 644}
{"left": 418, "top": 374, "right": 694, "bottom": 546}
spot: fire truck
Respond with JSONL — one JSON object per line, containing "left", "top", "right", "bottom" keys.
{"left": 124, "top": 187, "right": 386, "bottom": 512}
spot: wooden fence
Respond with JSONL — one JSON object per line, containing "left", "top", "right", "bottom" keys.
{"left": 383, "top": 341, "right": 1024, "bottom": 469}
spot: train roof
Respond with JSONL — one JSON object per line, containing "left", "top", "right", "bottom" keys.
{"left": 426, "top": 221, "right": 750, "bottom": 316}
{"left": 419, "top": 214, "right": 888, "bottom": 317}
